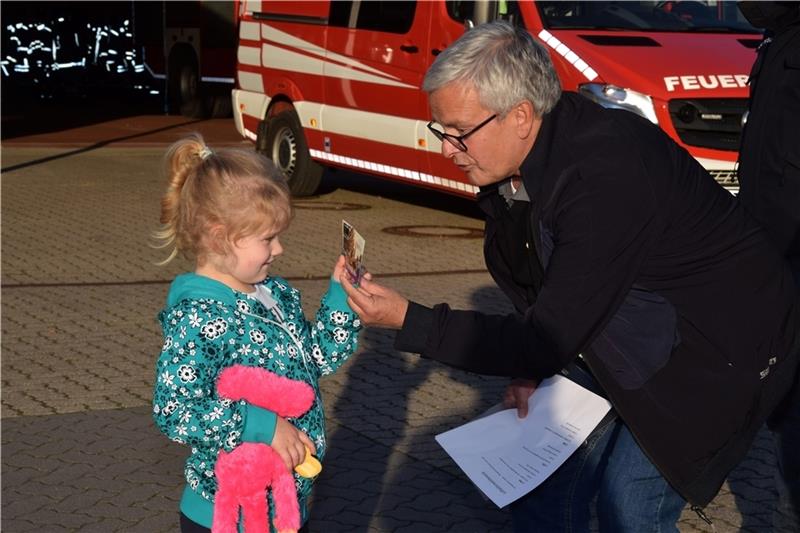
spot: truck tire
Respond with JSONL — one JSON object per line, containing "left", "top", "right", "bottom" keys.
{"left": 176, "top": 63, "right": 205, "bottom": 118}
{"left": 208, "top": 93, "right": 233, "bottom": 118}
{"left": 168, "top": 46, "right": 206, "bottom": 118}
{"left": 258, "top": 109, "right": 323, "bottom": 197}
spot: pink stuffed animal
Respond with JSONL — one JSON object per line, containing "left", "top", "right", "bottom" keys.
{"left": 212, "top": 365, "right": 320, "bottom": 533}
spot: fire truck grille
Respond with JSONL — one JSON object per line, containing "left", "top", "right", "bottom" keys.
{"left": 668, "top": 98, "right": 748, "bottom": 151}
{"left": 708, "top": 169, "right": 739, "bottom": 189}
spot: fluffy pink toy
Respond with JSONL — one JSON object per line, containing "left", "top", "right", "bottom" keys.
{"left": 212, "top": 365, "right": 316, "bottom": 533}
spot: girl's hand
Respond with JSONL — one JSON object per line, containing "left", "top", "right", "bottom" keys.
{"left": 332, "top": 254, "right": 348, "bottom": 282}
{"left": 271, "top": 417, "right": 316, "bottom": 471}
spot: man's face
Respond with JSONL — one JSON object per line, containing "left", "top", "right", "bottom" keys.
{"left": 428, "top": 81, "right": 534, "bottom": 187}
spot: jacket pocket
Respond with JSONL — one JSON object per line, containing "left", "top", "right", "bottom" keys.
{"left": 590, "top": 286, "right": 679, "bottom": 390}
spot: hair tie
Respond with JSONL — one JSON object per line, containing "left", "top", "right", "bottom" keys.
{"left": 199, "top": 147, "right": 213, "bottom": 160}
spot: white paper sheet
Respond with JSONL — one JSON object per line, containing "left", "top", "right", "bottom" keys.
{"left": 435, "top": 374, "right": 612, "bottom": 508}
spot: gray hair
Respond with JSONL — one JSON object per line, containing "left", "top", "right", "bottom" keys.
{"left": 423, "top": 21, "right": 561, "bottom": 117}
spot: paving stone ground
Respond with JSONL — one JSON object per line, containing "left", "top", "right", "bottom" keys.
{"left": 2, "top": 117, "right": 797, "bottom": 532}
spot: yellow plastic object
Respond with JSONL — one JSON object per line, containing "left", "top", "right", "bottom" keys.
{"left": 294, "top": 447, "right": 322, "bottom": 478}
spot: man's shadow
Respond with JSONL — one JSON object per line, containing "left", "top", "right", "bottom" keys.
{"left": 311, "top": 285, "right": 515, "bottom": 532}
{"left": 727, "top": 426, "right": 788, "bottom": 532}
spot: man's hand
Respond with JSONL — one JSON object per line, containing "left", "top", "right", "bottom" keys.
{"left": 340, "top": 273, "right": 409, "bottom": 329}
{"left": 271, "top": 417, "right": 316, "bottom": 471}
{"left": 503, "top": 379, "right": 539, "bottom": 418}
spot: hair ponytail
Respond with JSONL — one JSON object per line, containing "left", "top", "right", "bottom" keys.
{"left": 153, "top": 134, "right": 211, "bottom": 264}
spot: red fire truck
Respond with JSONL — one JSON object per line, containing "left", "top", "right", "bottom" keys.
{"left": 134, "top": 1, "right": 237, "bottom": 118}
{"left": 232, "top": 1, "right": 760, "bottom": 196}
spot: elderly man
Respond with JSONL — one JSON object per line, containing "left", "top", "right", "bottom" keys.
{"left": 342, "top": 21, "right": 800, "bottom": 532}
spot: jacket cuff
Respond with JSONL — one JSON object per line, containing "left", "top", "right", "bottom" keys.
{"left": 242, "top": 404, "right": 277, "bottom": 444}
{"left": 393, "top": 301, "right": 434, "bottom": 354}
{"left": 325, "top": 277, "right": 350, "bottom": 310}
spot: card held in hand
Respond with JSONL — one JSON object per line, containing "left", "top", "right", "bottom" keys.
{"left": 342, "top": 220, "right": 366, "bottom": 285}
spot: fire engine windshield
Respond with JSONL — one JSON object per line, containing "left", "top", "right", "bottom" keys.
{"left": 536, "top": 1, "right": 761, "bottom": 33}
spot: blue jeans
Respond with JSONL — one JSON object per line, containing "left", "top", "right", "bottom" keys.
{"left": 510, "top": 416, "right": 685, "bottom": 533}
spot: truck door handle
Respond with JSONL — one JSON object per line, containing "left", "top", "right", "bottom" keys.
{"left": 400, "top": 44, "right": 419, "bottom": 53}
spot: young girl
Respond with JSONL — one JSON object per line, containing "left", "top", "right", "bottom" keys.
{"left": 152, "top": 134, "right": 361, "bottom": 532}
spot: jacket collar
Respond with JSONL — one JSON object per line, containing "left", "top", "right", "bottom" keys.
{"left": 477, "top": 181, "right": 502, "bottom": 218}
{"left": 519, "top": 94, "right": 570, "bottom": 198}
{"left": 166, "top": 272, "right": 242, "bottom": 307}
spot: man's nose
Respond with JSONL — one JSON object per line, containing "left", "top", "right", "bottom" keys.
{"left": 441, "top": 139, "right": 460, "bottom": 159}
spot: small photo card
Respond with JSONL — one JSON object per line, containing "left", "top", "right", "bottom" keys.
{"left": 342, "top": 220, "right": 366, "bottom": 285}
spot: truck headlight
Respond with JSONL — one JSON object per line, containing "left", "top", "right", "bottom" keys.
{"left": 578, "top": 83, "right": 659, "bottom": 125}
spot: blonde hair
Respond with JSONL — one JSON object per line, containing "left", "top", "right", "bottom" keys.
{"left": 154, "top": 133, "right": 292, "bottom": 264}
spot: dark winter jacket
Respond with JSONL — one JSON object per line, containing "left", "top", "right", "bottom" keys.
{"left": 396, "top": 92, "right": 800, "bottom": 507}
{"left": 738, "top": 13, "right": 800, "bottom": 271}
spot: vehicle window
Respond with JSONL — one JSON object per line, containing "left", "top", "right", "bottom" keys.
{"left": 446, "top": 1, "right": 523, "bottom": 26}
{"left": 536, "top": 1, "right": 760, "bottom": 33}
{"left": 497, "top": 1, "right": 522, "bottom": 25}
{"left": 446, "top": 1, "right": 475, "bottom": 22}
{"left": 329, "top": 1, "right": 352, "bottom": 28}
{"left": 355, "top": 1, "right": 416, "bottom": 34}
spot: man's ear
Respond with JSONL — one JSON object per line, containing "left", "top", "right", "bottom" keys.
{"left": 514, "top": 100, "right": 536, "bottom": 138}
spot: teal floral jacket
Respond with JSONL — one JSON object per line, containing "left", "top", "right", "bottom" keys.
{"left": 152, "top": 273, "right": 361, "bottom": 529}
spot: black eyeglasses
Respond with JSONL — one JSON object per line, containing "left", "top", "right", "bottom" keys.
{"left": 427, "top": 114, "right": 498, "bottom": 152}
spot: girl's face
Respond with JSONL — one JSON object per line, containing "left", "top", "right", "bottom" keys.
{"left": 199, "top": 226, "right": 284, "bottom": 293}
{"left": 224, "top": 229, "right": 284, "bottom": 290}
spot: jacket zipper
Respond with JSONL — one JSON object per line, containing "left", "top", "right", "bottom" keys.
{"left": 691, "top": 505, "right": 714, "bottom": 526}
{"left": 241, "top": 309, "right": 316, "bottom": 386}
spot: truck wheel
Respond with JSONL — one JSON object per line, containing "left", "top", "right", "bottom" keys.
{"left": 176, "top": 63, "right": 205, "bottom": 118}
{"left": 258, "top": 109, "right": 323, "bottom": 196}
{"left": 208, "top": 94, "right": 232, "bottom": 118}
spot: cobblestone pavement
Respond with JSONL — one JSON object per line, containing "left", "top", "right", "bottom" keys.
{"left": 1, "top": 116, "right": 795, "bottom": 532}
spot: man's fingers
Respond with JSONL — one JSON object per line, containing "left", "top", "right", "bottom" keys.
{"left": 346, "top": 290, "right": 370, "bottom": 311}
{"left": 357, "top": 276, "right": 374, "bottom": 289}
{"left": 341, "top": 275, "right": 373, "bottom": 299}
{"left": 354, "top": 283, "right": 374, "bottom": 298}
{"left": 503, "top": 389, "right": 515, "bottom": 408}
{"left": 514, "top": 390, "right": 529, "bottom": 418}
{"left": 503, "top": 381, "right": 535, "bottom": 418}
{"left": 346, "top": 299, "right": 364, "bottom": 316}
{"left": 339, "top": 274, "right": 354, "bottom": 291}
{"left": 347, "top": 296, "right": 364, "bottom": 316}
{"left": 343, "top": 279, "right": 377, "bottom": 311}
{"left": 357, "top": 276, "right": 383, "bottom": 296}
